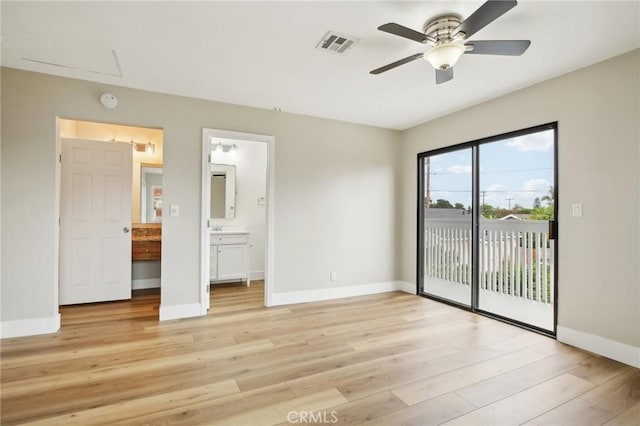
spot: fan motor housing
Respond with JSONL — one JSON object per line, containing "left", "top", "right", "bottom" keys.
{"left": 423, "top": 15, "right": 464, "bottom": 44}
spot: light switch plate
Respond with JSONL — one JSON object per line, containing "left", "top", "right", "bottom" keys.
{"left": 170, "top": 205, "right": 179, "bottom": 217}
{"left": 572, "top": 203, "right": 582, "bottom": 217}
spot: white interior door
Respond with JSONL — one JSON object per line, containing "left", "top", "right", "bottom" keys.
{"left": 60, "top": 139, "right": 132, "bottom": 305}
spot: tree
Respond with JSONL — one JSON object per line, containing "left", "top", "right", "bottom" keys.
{"left": 431, "top": 199, "right": 454, "bottom": 209}
{"left": 541, "top": 186, "right": 554, "bottom": 207}
{"left": 481, "top": 204, "right": 496, "bottom": 218}
{"left": 531, "top": 206, "right": 554, "bottom": 220}
{"left": 533, "top": 197, "right": 541, "bottom": 209}
{"left": 531, "top": 186, "right": 554, "bottom": 219}
{"left": 454, "top": 202, "right": 465, "bottom": 210}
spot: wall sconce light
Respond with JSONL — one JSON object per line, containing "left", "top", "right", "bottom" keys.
{"left": 130, "top": 140, "right": 156, "bottom": 155}
{"left": 145, "top": 141, "right": 155, "bottom": 155}
{"left": 212, "top": 141, "right": 237, "bottom": 154}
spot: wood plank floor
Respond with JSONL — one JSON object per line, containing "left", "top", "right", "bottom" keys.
{"left": 1, "top": 282, "right": 639, "bottom": 425}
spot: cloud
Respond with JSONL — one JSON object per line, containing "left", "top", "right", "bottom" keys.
{"left": 446, "top": 164, "right": 472, "bottom": 174}
{"left": 484, "top": 183, "right": 508, "bottom": 193}
{"left": 504, "top": 131, "right": 553, "bottom": 152}
{"left": 523, "top": 178, "right": 551, "bottom": 193}
{"left": 481, "top": 183, "right": 509, "bottom": 207}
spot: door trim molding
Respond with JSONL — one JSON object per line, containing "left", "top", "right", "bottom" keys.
{"left": 201, "top": 128, "right": 275, "bottom": 314}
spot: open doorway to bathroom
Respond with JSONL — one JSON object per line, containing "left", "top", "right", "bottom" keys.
{"left": 57, "top": 118, "right": 163, "bottom": 322}
{"left": 201, "top": 129, "right": 274, "bottom": 313}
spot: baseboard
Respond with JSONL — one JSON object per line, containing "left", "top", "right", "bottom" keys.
{"left": 396, "top": 281, "right": 416, "bottom": 294}
{"left": 132, "top": 278, "right": 161, "bottom": 290}
{"left": 270, "top": 281, "right": 412, "bottom": 306}
{"left": 1, "top": 313, "right": 61, "bottom": 339}
{"left": 557, "top": 326, "right": 640, "bottom": 368}
{"left": 159, "top": 303, "right": 202, "bottom": 321}
{"left": 251, "top": 270, "right": 265, "bottom": 280}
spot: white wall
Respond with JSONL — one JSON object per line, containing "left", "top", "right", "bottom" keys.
{"left": 400, "top": 50, "right": 640, "bottom": 363}
{"left": 0, "top": 67, "right": 400, "bottom": 333}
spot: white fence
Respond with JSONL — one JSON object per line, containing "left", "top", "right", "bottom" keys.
{"left": 424, "top": 218, "right": 554, "bottom": 305}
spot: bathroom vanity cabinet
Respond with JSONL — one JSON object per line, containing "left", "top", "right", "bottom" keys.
{"left": 210, "top": 231, "right": 250, "bottom": 286}
{"left": 131, "top": 223, "right": 162, "bottom": 261}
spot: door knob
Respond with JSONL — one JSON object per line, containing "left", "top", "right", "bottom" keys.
{"left": 123, "top": 227, "right": 130, "bottom": 233}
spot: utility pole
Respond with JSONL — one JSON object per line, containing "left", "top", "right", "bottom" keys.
{"left": 506, "top": 197, "right": 513, "bottom": 210}
{"left": 481, "top": 191, "right": 486, "bottom": 207}
{"left": 425, "top": 157, "right": 430, "bottom": 208}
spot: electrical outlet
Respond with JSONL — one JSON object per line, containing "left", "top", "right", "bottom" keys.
{"left": 170, "top": 205, "right": 180, "bottom": 217}
{"left": 330, "top": 272, "right": 337, "bottom": 282}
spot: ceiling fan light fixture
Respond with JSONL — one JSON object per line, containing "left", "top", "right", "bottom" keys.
{"left": 424, "top": 43, "right": 465, "bottom": 70}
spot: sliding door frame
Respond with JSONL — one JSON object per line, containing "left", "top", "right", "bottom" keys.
{"left": 417, "top": 122, "right": 559, "bottom": 337}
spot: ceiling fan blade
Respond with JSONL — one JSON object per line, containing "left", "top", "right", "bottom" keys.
{"left": 453, "top": 0, "right": 518, "bottom": 39}
{"left": 436, "top": 68, "right": 454, "bottom": 85}
{"left": 370, "top": 53, "right": 424, "bottom": 75}
{"left": 378, "top": 23, "right": 430, "bottom": 43}
{"left": 465, "top": 40, "right": 530, "bottom": 55}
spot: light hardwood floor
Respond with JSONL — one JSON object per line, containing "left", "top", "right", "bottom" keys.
{"left": 1, "top": 282, "right": 639, "bottom": 425}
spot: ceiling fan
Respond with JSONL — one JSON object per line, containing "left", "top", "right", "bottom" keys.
{"left": 370, "top": 0, "right": 530, "bottom": 84}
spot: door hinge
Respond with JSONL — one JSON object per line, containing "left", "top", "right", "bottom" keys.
{"left": 59, "top": 154, "right": 62, "bottom": 163}
{"left": 208, "top": 153, "right": 212, "bottom": 163}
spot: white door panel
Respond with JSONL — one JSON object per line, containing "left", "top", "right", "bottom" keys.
{"left": 60, "top": 139, "right": 132, "bottom": 305}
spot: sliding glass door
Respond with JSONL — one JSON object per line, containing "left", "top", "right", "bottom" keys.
{"left": 418, "top": 123, "right": 557, "bottom": 335}
{"left": 420, "top": 148, "right": 473, "bottom": 307}
{"left": 477, "top": 129, "right": 556, "bottom": 331}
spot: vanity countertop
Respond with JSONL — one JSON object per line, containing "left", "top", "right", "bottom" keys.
{"left": 211, "top": 228, "right": 249, "bottom": 235}
{"left": 132, "top": 223, "right": 162, "bottom": 241}
{"left": 132, "top": 235, "right": 161, "bottom": 242}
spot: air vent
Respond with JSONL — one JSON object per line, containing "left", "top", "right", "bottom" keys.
{"left": 316, "top": 31, "right": 358, "bottom": 54}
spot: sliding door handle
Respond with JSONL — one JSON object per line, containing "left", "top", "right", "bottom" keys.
{"left": 548, "top": 220, "right": 558, "bottom": 240}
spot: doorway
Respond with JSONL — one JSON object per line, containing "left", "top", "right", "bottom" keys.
{"left": 57, "top": 119, "right": 164, "bottom": 309}
{"left": 200, "top": 129, "right": 274, "bottom": 312}
{"left": 418, "top": 122, "right": 558, "bottom": 335}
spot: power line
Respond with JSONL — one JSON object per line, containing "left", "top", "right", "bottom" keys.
{"left": 429, "top": 189, "right": 551, "bottom": 193}
{"left": 427, "top": 167, "right": 552, "bottom": 175}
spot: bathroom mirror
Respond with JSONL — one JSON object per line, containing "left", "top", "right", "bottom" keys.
{"left": 210, "top": 164, "right": 236, "bottom": 219}
{"left": 140, "top": 164, "right": 163, "bottom": 223}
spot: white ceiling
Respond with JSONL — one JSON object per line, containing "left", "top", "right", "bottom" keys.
{"left": 2, "top": 1, "right": 639, "bottom": 130}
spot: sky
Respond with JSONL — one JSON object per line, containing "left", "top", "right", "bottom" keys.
{"left": 425, "top": 129, "right": 554, "bottom": 210}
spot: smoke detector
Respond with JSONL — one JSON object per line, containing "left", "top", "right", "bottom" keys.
{"left": 100, "top": 93, "right": 118, "bottom": 109}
